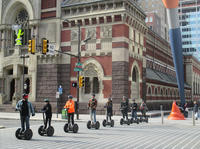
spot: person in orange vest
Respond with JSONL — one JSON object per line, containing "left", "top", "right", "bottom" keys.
{"left": 64, "top": 95, "right": 75, "bottom": 125}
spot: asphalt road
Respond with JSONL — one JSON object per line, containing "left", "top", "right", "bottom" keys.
{"left": 1, "top": 118, "right": 200, "bottom": 149}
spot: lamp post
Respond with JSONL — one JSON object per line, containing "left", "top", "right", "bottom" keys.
{"left": 20, "top": 55, "right": 29, "bottom": 94}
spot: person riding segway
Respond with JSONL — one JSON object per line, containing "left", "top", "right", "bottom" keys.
{"left": 87, "top": 94, "right": 100, "bottom": 129}
{"left": 130, "top": 98, "right": 139, "bottom": 124}
{"left": 38, "top": 98, "right": 54, "bottom": 136}
{"left": 63, "top": 95, "right": 79, "bottom": 133}
{"left": 102, "top": 96, "right": 114, "bottom": 127}
{"left": 120, "top": 96, "right": 131, "bottom": 125}
{"left": 139, "top": 100, "right": 148, "bottom": 123}
{"left": 15, "top": 93, "right": 35, "bottom": 140}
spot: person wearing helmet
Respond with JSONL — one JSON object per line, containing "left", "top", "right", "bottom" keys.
{"left": 105, "top": 96, "right": 113, "bottom": 122}
{"left": 42, "top": 98, "right": 52, "bottom": 129}
{"left": 131, "top": 98, "right": 138, "bottom": 120}
{"left": 16, "top": 93, "right": 35, "bottom": 132}
{"left": 88, "top": 94, "right": 97, "bottom": 123}
{"left": 120, "top": 96, "right": 129, "bottom": 120}
{"left": 64, "top": 95, "right": 75, "bottom": 125}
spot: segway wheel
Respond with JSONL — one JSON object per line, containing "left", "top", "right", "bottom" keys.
{"left": 15, "top": 128, "right": 22, "bottom": 139}
{"left": 87, "top": 121, "right": 91, "bottom": 129}
{"left": 120, "top": 118, "right": 123, "bottom": 125}
{"left": 73, "top": 124, "right": 79, "bottom": 133}
{"left": 127, "top": 119, "right": 130, "bottom": 125}
{"left": 140, "top": 117, "right": 142, "bottom": 122}
{"left": 136, "top": 119, "right": 139, "bottom": 124}
{"left": 95, "top": 121, "right": 100, "bottom": 129}
{"left": 38, "top": 125, "right": 45, "bottom": 136}
{"left": 64, "top": 123, "right": 69, "bottom": 133}
{"left": 145, "top": 117, "right": 149, "bottom": 123}
{"left": 111, "top": 120, "right": 114, "bottom": 127}
{"left": 102, "top": 119, "right": 106, "bottom": 127}
{"left": 24, "top": 129, "right": 33, "bottom": 140}
{"left": 47, "top": 126, "right": 54, "bottom": 136}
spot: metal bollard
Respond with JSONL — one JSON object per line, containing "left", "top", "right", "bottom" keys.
{"left": 192, "top": 111, "right": 195, "bottom": 126}
{"left": 160, "top": 105, "right": 164, "bottom": 125}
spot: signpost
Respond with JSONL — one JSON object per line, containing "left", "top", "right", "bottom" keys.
{"left": 48, "top": 43, "right": 55, "bottom": 55}
{"left": 56, "top": 91, "right": 60, "bottom": 118}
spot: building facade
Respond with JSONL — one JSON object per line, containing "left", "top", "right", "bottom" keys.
{"left": 137, "top": 0, "right": 169, "bottom": 41}
{"left": 0, "top": 0, "right": 198, "bottom": 113}
{"left": 179, "top": 0, "right": 200, "bottom": 60}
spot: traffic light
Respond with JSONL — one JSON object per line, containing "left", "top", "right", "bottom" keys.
{"left": 28, "top": 40, "right": 32, "bottom": 53}
{"left": 79, "top": 76, "right": 85, "bottom": 87}
{"left": 42, "top": 39, "right": 49, "bottom": 54}
{"left": 31, "top": 38, "right": 36, "bottom": 54}
{"left": 72, "top": 82, "right": 77, "bottom": 88}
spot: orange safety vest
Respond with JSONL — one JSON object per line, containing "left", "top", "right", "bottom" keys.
{"left": 64, "top": 100, "right": 75, "bottom": 113}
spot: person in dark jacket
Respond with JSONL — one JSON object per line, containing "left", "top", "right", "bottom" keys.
{"left": 131, "top": 98, "right": 138, "bottom": 120}
{"left": 105, "top": 96, "right": 113, "bottom": 122}
{"left": 16, "top": 93, "right": 35, "bottom": 132}
{"left": 120, "top": 96, "right": 129, "bottom": 120}
{"left": 42, "top": 98, "right": 52, "bottom": 129}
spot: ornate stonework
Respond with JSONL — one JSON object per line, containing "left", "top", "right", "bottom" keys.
{"left": 101, "top": 26, "right": 112, "bottom": 38}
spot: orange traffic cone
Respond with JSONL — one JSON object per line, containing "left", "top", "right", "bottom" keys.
{"left": 168, "top": 101, "right": 185, "bottom": 120}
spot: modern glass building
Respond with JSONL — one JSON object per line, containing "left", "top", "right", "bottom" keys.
{"left": 179, "top": 0, "right": 200, "bottom": 60}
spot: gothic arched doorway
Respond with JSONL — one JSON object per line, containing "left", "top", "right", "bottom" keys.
{"left": 131, "top": 66, "right": 140, "bottom": 99}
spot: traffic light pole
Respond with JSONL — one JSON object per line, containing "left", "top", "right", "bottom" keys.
{"left": 77, "top": 23, "right": 81, "bottom": 120}
{"left": 20, "top": 55, "right": 29, "bottom": 94}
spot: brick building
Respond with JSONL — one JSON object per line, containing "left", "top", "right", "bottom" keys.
{"left": 0, "top": 0, "right": 197, "bottom": 113}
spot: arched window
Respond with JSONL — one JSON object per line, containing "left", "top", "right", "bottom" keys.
{"left": 132, "top": 67, "right": 138, "bottom": 82}
{"left": 148, "top": 87, "right": 151, "bottom": 95}
{"left": 155, "top": 88, "right": 158, "bottom": 95}
{"left": 13, "top": 9, "right": 30, "bottom": 46}
{"left": 161, "top": 89, "right": 163, "bottom": 96}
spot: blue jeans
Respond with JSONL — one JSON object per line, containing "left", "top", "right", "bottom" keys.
{"left": 20, "top": 116, "right": 30, "bottom": 131}
{"left": 132, "top": 111, "right": 137, "bottom": 120}
{"left": 90, "top": 109, "right": 96, "bottom": 123}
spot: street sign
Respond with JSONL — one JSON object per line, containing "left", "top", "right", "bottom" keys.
{"left": 48, "top": 43, "right": 56, "bottom": 55}
{"left": 76, "top": 62, "right": 82, "bottom": 67}
{"left": 56, "top": 92, "right": 60, "bottom": 98}
{"left": 74, "top": 67, "right": 83, "bottom": 72}
{"left": 58, "top": 85, "right": 63, "bottom": 95}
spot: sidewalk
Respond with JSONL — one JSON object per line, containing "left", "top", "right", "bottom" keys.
{"left": 0, "top": 110, "right": 169, "bottom": 122}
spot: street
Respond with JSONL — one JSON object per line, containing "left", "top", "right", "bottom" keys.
{"left": 1, "top": 118, "right": 200, "bottom": 149}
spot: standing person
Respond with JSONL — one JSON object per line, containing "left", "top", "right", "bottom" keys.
{"left": 42, "top": 98, "right": 52, "bottom": 129}
{"left": 131, "top": 98, "right": 138, "bottom": 120}
{"left": 140, "top": 100, "right": 148, "bottom": 118}
{"left": 64, "top": 95, "right": 75, "bottom": 125}
{"left": 120, "top": 96, "right": 129, "bottom": 120}
{"left": 88, "top": 94, "right": 97, "bottom": 124}
{"left": 16, "top": 93, "right": 35, "bottom": 132}
{"left": 194, "top": 101, "right": 199, "bottom": 120}
{"left": 105, "top": 96, "right": 113, "bottom": 122}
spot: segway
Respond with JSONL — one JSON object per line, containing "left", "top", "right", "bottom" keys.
{"left": 102, "top": 119, "right": 114, "bottom": 127}
{"left": 102, "top": 112, "right": 114, "bottom": 127}
{"left": 15, "top": 128, "right": 33, "bottom": 140}
{"left": 63, "top": 110, "right": 79, "bottom": 133}
{"left": 120, "top": 118, "right": 131, "bottom": 125}
{"left": 64, "top": 122, "right": 79, "bottom": 133}
{"left": 38, "top": 112, "right": 54, "bottom": 136}
{"left": 130, "top": 118, "right": 140, "bottom": 124}
{"left": 139, "top": 115, "right": 148, "bottom": 123}
{"left": 87, "top": 120, "right": 100, "bottom": 129}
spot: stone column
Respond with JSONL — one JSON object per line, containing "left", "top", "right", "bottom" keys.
{"left": 112, "top": 24, "right": 129, "bottom": 103}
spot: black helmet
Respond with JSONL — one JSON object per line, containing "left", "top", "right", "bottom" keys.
{"left": 92, "top": 94, "right": 95, "bottom": 97}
